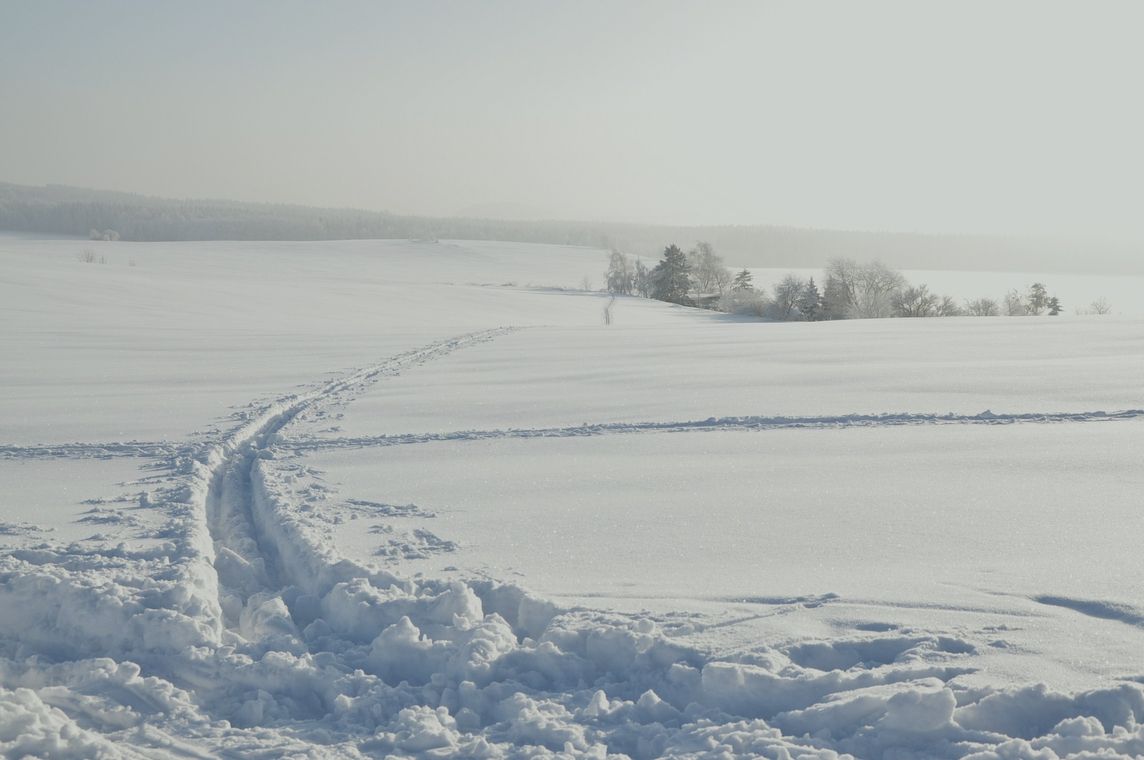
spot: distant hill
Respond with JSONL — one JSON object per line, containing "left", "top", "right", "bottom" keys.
{"left": 1, "top": 182, "right": 1139, "bottom": 274}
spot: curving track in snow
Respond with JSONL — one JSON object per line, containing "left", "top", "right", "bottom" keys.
{"left": 195, "top": 328, "right": 516, "bottom": 639}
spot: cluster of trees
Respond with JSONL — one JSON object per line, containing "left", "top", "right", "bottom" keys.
{"left": 999, "top": 283, "right": 1063, "bottom": 316}
{"left": 605, "top": 244, "right": 729, "bottom": 306}
{"left": 606, "top": 244, "right": 1076, "bottom": 320}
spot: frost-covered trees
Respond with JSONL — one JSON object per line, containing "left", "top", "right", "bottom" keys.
{"left": 719, "top": 268, "right": 768, "bottom": 315}
{"left": 605, "top": 250, "right": 634, "bottom": 295}
{"left": 797, "top": 278, "right": 822, "bottom": 321}
{"left": 893, "top": 285, "right": 938, "bottom": 317}
{"left": 771, "top": 275, "right": 805, "bottom": 320}
{"left": 821, "top": 259, "right": 905, "bottom": 319}
{"left": 633, "top": 260, "right": 653, "bottom": 298}
{"left": 964, "top": 298, "right": 1001, "bottom": 316}
{"left": 979, "top": 285, "right": 1066, "bottom": 318}
{"left": 625, "top": 245, "right": 699, "bottom": 305}
{"left": 934, "top": 295, "right": 963, "bottom": 317}
{"left": 962, "top": 287, "right": 1064, "bottom": 317}
{"left": 630, "top": 245, "right": 1066, "bottom": 323}
{"left": 891, "top": 286, "right": 962, "bottom": 318}
{"left": 687, "top": 242, "right": 732, "bottom": 298}
{"left": 650, "top": 245, "right": 692, "bottom": 305}
{"left": 1003, "top": 290, "right": 1028, "bottom": 316}
{"left": 755, "top": 275, "right": 824, "bottom": 321}
{"left": 731, "top": 269, "right": 753, "bottom": 291}
{"left": 1026, "top": 283, "right": 1049, "bottom": 315}
{"left": 999, "top": 284, "right": 1060, "bottom": 317}
{"left": 719, "top": 288, "right": 768, "bottom": 316}
{"left": 850, "top": 261, "right": 907, "bottom": 319}
{"left": 821, "top": 259, "right": 858, "bottom": 319}
{"left": 762, "top": 262, "right": 909, "bottom": 321}
{"left": 820, "top": 275, "right": 848, "bottom": 320}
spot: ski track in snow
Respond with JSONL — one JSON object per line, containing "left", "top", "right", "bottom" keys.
{"left": 286, "top": 407, "right": 1144, "bottom": 452}
{"left": 0, "top": 441, "right": 181, "bottom": 460}
{"left": 5, "top": 326, "right": 1144, "bottom": 758}
{"left": 201, "top": 328, "right": 516, "bottom": 636}
{"left": 7, "top": 411, "right": 1141, "bottom": 461}
{"left": 6, "top": 412, "right": 1134, "bottom": 460}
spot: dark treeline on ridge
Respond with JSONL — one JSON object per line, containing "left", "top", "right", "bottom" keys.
{"left": 2, "top": 182, "right": 1141, "bottom": 275}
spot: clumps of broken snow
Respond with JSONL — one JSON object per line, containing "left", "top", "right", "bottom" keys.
{"left": 0, "top": 538, "right": 221, "bottom": 662}
{"left": 370, "top": 524, "right": 458, "bottom": 560}
{"left": 0, "top": 687, "right": 124, "bottom": 759}
{"left": 346, "top": 498, "right": 437, "bottom": 518}
{"left": 5, "top": 464, "right": 1144, "bottom": 760}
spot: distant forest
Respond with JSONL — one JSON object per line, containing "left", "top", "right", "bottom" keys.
{"left": 2, "top": 182, "right": 1140, "bottom": 274}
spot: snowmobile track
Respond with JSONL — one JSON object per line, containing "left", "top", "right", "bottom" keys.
{"left": 198, "top": 328, "right": 514, "bottom": 636}
{"left": 287, "top": 407, "right": 1144, "bottom": 452}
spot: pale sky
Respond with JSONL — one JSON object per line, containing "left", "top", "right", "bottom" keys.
{"left": 2, "top": 1, "right": 1142, "bottom": 239}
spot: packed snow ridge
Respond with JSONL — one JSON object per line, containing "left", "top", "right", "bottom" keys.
{"left": 287, "top": 408, "right": 1144, "bottom": 453}
{"left": 2, "top": 323, "right": 1144, "bottom": 758}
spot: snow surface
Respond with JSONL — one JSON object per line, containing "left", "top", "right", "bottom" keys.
{"left": 3, "top": 237, "right": 1144, "bottom": 758}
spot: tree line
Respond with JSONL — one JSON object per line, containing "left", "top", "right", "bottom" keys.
{"left": 5, "top": 182, "right": 1142, "bottom": 279}
{"left": 605, "top": 243, "right": 1084, "bottom": 320}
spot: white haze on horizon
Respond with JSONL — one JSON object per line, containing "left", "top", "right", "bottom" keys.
{"left": 2, "top": 0, "right": 1143, "bottom": 249}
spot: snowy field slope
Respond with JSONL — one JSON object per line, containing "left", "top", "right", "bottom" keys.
{"left": 2, "top": 236, "right": 1144, "bottom": 758}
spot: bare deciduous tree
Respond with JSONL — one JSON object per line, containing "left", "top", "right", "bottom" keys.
{"left": 822, "top": 259, "right": 905, "bottom": 319}
{"left": 893, "top": 284, "right": 938, "bottom": 317}
{"left": 605, "top": 250, "right": 634, "bottom": 295}
{"left": 1088, "top": 297, "right": 1112, "bottom": 315}
{"left": 822, "top": 258, "right": 859, "bottom": 319}
{"left": 851, "top": 261, "right": 906, "bottom": 319}
{"left": 964, "top": 298, "right": 1001, "bottom": 316}
{"left": 934, "top": 295, "right": 963, "bottom": 317}
{"left": 687, "top": 242, "right": 732, "bottom": 298}
{"left": 632, "top": 260, "right": 652, "bottom": 298}
{"left": 771, "top": 274, "right": 806, "bottom": 320}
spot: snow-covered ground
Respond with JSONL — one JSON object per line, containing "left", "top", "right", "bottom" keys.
{"left": 2, "top": 236, "right": 1144, "bottom": 758}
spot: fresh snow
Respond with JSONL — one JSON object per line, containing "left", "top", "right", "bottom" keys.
{"left": 2, "top": 237, "right": 1144, "bottom": 758}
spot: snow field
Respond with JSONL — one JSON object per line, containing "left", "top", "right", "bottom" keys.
{"left": 290, "top": 319, "right": 1144, "bottom": 439}
{"left": 2, "top": 237, "right": 1144, "bottom": 757}
{"left": 305, "top": 423, "right": 1144, "bottom": 689}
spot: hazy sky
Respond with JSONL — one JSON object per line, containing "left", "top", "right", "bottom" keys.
{"left": 2, "top": 1, "right": 1142, "bottom": 238}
